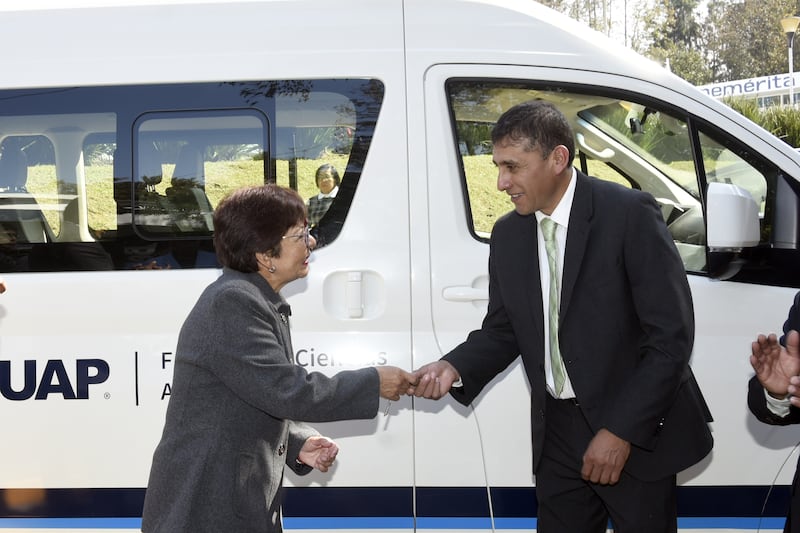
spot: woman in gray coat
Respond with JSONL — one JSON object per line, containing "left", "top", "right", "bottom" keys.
{"left": 141, "top": 184, "right": 415, "bottom": 532}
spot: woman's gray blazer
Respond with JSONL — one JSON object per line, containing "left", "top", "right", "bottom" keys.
{"left": 141, "top": 268, "right": 380, "bottom": 532}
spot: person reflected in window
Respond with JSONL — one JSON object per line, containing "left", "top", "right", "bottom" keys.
{"left": 141, "top": 184, "right": 415, "bottom": 533}
{"left": 0, "top": 227, "right": 22, "bottom": 272}
{"left": 29, "top": 199, "right": 114, "bottom": 272}
{"left": 307, "top": 163, "right": 339, "bottom": 227}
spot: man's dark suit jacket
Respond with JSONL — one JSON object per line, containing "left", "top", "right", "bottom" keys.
{"left": 445, "top": 171, "right": 713, "bottom": 482}
{"left": 748, "top": 291, "right": 800, "bottom": 533}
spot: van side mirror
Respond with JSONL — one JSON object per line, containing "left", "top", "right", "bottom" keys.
{"left": 706, "top": 182, "right": 760, "bottom": 251}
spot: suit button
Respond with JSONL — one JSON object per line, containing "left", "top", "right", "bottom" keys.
{"left": 278, "top": 444, "right": 286, "bottom": 456}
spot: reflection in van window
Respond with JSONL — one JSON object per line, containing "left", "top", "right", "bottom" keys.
{"left": 0, "top": 136, "right": 60, "bottom": 272}
{"left": 0, "top": 79, "right": 384, "bottom": 272}
{"left": 447, "top": 80, "right": 774, "bottom": 275}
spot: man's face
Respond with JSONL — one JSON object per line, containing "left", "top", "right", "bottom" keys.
{"left": 492, "top": 138, "right": 570, "bottom": 216}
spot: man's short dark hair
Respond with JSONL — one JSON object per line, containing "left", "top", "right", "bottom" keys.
{"left": 491, "top": 100, "right": 575, "bottom": 164}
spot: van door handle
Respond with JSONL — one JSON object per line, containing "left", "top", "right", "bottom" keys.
{"left": 347, "top": 271, "right": 363, "bottom": 318}
{"left": 576, "top": 132, "right": 614, "bottom": 160}
{"left": 442, "top": 286, "right": 489, "bottom": 302}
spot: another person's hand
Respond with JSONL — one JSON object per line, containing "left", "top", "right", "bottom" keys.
{"left": 0, "top": 277, "right": 6, "bottom": 294}
{"left": 375, "top": 366, "right": 417, "bottom": 401}
{"left": 790, "top": 376, "right": 800, "bottom": 408}
{"left": 298, "top": 435, "right": 339, "bottom": 473}
{"left": 751, "top": 330, "right": 800, "bottom": 399}
{"left": 581, "top": 428, "right": 631, "bottom": 485}
{"left": 410, "top": 361, "right": 460, "bottom": 399}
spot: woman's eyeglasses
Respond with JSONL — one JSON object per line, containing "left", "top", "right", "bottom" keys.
{"left": 282, "top": 225, "right": 311, "bottom": 248}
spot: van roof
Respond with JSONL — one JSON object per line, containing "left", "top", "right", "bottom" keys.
{"left": 0, "top": 0, "right": 671, "bottom": 87}
{"left": 0, "top": 0, "right": 748, "bottom": 151}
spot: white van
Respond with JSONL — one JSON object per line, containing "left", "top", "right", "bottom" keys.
{"left": 0, "top": 0, "right": 797, "bottom": 532}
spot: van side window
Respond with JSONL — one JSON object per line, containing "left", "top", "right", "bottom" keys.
{"left": 448, "top": 80, "right": 776, "bottom": 279}
{"left": 133, "top": 112, "right": 266, "bottom": 239}
{"left": 578, "top": 103, "right": 708, "bottom": 272}
{"left": 0, "top": 79, "right": 383, "bottom": 272}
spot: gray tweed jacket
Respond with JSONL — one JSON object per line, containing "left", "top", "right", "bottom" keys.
{"left": 141, "top": 268, "right": 380, "bottom": 532}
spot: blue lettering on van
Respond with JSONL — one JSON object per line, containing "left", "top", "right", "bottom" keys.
{"left": 0, "top": 359, "right": 110, "bottom": 400}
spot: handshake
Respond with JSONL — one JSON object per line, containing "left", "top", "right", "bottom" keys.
{"left": 375, "top": 362, "right": 459, "bottom": 401}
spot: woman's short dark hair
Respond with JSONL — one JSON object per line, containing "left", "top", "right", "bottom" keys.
{"left": 213, "top": 184, "right": 306, "bottom": 272}
{"left": 315, "top": 164, "right": 341, "bottom": 187}
{"left": 491, "top": 100, "right": 575, "bottom": 164}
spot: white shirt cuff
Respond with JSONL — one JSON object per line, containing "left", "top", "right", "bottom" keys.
{"left": 765, "top": 389, "right": 792, "bottom": 417}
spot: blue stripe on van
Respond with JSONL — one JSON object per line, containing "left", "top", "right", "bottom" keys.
{"left": 0, "top": 486, "right": 791, "bottom": 529}
{"left": 0, "top": 516, "right": 790, "bottom": 529}
{"left": 0, "top": 518, "right": 142, "bottom": 529}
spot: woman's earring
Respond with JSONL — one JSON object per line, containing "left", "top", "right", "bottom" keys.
{"left": 258, "top": 252, "right": 276, "bottom": 273}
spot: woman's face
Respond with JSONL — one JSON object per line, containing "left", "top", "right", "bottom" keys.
{"left": 269, "top": 221, "right": 316, "bottom": 290}
{"left": 318, "top": 174, "right": 336, "bottom": 195}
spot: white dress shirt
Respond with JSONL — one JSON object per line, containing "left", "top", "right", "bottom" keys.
{"left": 535, "top": 168, "right": 577, "bottom": 399}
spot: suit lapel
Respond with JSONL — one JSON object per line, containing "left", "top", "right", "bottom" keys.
{"left": 505, "top": 212, "right": 544, "bottom": 343}
{"left": 561, "top": 173, "right": 593, "bottom": 318}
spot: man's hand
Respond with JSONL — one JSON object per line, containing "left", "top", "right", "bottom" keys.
{"left": 375, "top": 366, "right": 417, "bottom": 401}
{"left": 581, "top": 428, "right": 631, "bottom": 485}
{"left": 409, "top": 361, "right": 460, "bottom": 399}
{"left": 751, "top": 330, "right": 800, "bottom": 399}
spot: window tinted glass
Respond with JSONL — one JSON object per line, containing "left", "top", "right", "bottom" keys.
{"left": 0, "top": 79, "right": 384, "bottom": 272}
{"left": 448, "top": 80, "right": 773, "bottom": 276}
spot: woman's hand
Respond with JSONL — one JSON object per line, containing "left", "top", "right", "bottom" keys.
{"left": 298, "top": 436, "right": 339, "bottom": 472}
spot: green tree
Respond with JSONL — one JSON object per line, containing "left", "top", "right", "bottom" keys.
{"left": 701, "top": 0, "right": 727, "bottom": 82}
{"left": 541, "top": 0, "right": 800, "bottom": 87}
{"left": 538, "top": 0, "right": 614, "bottom": 36}
{"left": 650, "top": 0, "right": 702, "bottom": 49}
{"left": 708, "top": 0, "right": 795, "bottom": 81}
{"left": 661, "top": 42, "right": 714, "bottom": 84}
{"left": 641, "top": 0, "right": 713, "bottom": 83}
{"left": 537, "top": 0, "right": 570, "bottom": 10}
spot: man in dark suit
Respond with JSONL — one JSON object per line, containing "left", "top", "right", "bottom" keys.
{"left": 411, "top": 101, "right": 713, "bottom": 532}
{"left": 749, "top": 292, "right": 800, "bottom": 533}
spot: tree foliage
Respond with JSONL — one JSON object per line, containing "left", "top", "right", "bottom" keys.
{"left": 725, "top": 96, "right": 800, "bottom": 147}
{"left": 538, "top": 0, "right": 615, "bottom": 37}
{"left": 711, "top": 0, "right": 796, "bottom": 81}
{"left": 540, "top": 0, "right": 800, "bottom": 84}
{"left": 650, "top": 0, "right": 701, "bottom": 49}
{"left": 537, "top": 0, "right": 800, "bottom": 146}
